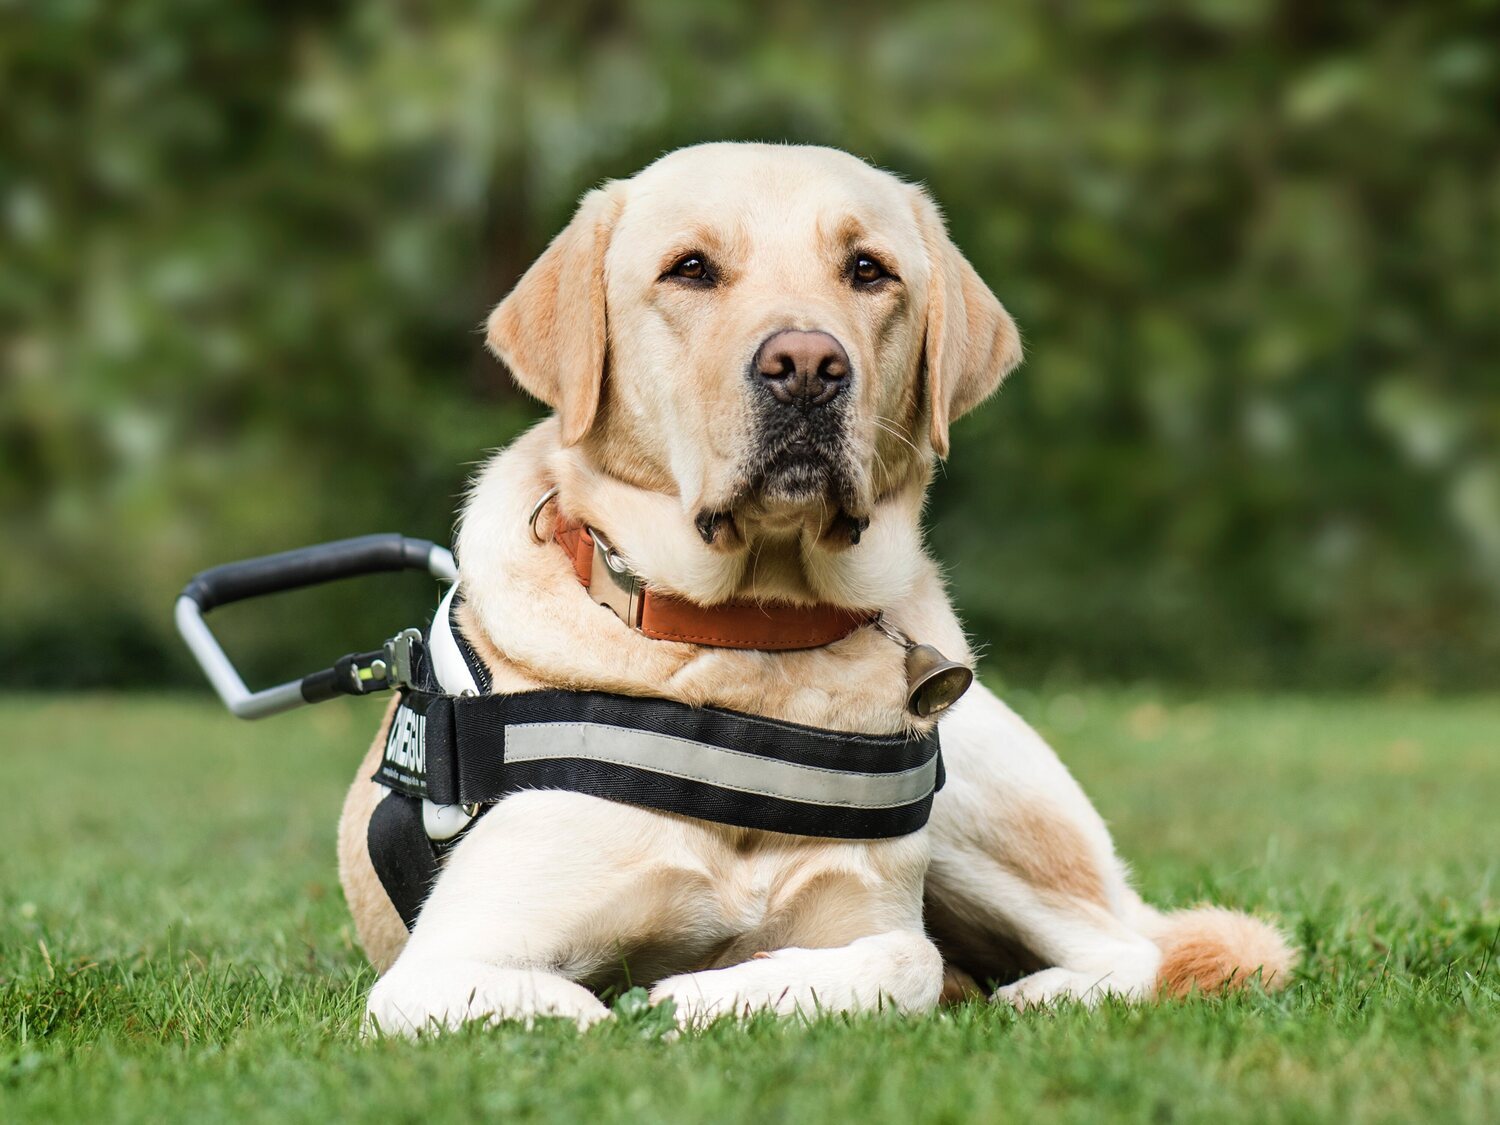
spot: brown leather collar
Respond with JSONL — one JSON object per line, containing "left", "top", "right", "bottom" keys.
{"left": 552, "top": 515, "right": 876, "bottom": 651}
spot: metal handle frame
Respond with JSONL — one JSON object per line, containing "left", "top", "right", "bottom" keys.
{"left": 175, "top": 537, "right": 456, "bottom": 719}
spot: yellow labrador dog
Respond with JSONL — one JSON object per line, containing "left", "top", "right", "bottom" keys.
{"left": 339, "top": 143, "right": 1293, "bottom": 1033}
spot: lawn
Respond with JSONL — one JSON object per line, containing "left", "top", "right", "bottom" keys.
{"left": 1, "top": 688, "right": 1496, "bottom": 1123}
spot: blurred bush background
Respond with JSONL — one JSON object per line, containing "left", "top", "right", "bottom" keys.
{"left": 3, "top": 1, "right": 1498, "bottom": 691}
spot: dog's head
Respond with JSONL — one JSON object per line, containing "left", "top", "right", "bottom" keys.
{"left": 487, "top": 143, "right": 1020, "bottom": 575}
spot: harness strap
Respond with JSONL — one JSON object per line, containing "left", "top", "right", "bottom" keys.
{"left": 375, "top": 688, "right": 943, "bottom": 840}
{"left": 366, "top": 791, "right": 440, "bottom": 931}
{"left": 367, "top": 586, "right": 486, "bottom": 927}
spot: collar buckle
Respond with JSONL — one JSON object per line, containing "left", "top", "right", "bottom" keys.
{"left": 587, "top": 527, "right": 644, "bottom": 628}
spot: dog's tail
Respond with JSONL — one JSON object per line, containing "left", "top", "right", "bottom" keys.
{"left": 1132, "top": 901, "right": 1298, "bottom": 997}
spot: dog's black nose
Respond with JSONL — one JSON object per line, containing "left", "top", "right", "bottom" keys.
{"left": 752, "top": 330, "right": 850, "bottom": 407}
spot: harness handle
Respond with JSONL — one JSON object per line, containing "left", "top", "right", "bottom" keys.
{"left": 181, "top": 534, "right": 445, "bottom": 611}
{"left": 176, "top": 535, "right": 455, "bottom": 719}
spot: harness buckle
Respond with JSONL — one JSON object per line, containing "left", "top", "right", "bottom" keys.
{"left": 383, "top": 628, "right": 425, "bottom": 690}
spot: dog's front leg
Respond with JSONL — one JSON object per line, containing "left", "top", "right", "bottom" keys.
{"left": 648, "top": 930, "right": 943, "bottom": 1027}
{"left": 365, "top": 956, "right": 609, "bottom": 1036}
{"left": 364, "top": 792, "right": 707, "bottom": 1037}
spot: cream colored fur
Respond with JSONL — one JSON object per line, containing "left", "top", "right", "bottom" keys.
{"left": 338, "top": 143, "right": 1294, "bottom": 1035}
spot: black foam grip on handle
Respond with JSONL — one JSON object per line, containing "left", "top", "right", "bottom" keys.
{"left": 180, "top": 534, "right": 438, "bottom": 612}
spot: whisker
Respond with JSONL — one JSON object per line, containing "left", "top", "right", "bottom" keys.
{"left": 749, "top": 535, "right": 766, "bottom": 592}
{"left": 874, "top": 416, "right": 920, "bottom": 460}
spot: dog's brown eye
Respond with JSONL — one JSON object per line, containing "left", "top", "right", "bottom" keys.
{"left": 665, "top": 254, "right": 713, "bottom": 283}
{"left": 852, "top": 254, "right": 890, "bottom": 286}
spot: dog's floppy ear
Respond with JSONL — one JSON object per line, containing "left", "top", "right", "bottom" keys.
{"left": 486, "top": 182, "right": 625, "bottom": 446}
{"left": 913, "top": 189, "right": 1023, "bottom": 458}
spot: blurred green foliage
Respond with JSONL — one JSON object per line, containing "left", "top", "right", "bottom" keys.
{"left": 3, "top": 1, "right": 1498, "bottom": 689}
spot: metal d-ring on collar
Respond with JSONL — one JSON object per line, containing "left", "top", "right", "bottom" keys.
{"left": 528, "top": 485, "right": 630, "bottom": 571}
{"left": 528, "top": 485, "right": 640, "bottom": 626}
{"left": 527, "top": 485, "right": 561, "bottom": 544}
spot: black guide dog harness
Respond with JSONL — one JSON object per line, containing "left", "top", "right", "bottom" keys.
{"left": 366, "top": 586, "right": 945, "bottom": 930}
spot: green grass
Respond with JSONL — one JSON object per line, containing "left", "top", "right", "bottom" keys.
{"left": 1, "top": 689, "right": 1496, "bottom": 1123}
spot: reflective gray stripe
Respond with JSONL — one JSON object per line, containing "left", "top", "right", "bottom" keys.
{"left": 504, "top": 722, "right": 937, "bottom": 810}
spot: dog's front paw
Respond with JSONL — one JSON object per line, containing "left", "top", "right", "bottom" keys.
{"left": 649, "top": 944, "right": 906, "bottom": 1027}
{"left": 365, "top": 959, "right": 611, "bottom": 1037}
{"left": 995, "top": 965, "right": 1153, "bottom": 1010}
{"left": 650, "top": 957, "right": 801, "bottom": 1027}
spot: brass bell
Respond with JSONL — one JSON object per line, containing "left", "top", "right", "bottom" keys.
{"left": 904, "top": 643, "right": 974, "bottom": 718}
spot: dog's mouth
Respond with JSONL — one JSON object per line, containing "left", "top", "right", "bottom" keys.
{"left": 697, "top": 417, "right": 867, "bottom": 550}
